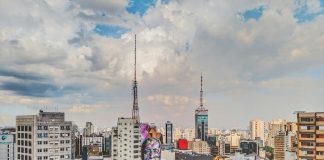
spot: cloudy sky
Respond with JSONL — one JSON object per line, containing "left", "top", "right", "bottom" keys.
{"left": 0, "top": 0, "right": 324, "bottom": 129}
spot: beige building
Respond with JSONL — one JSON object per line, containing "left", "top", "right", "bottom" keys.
{"left": 188, "top": 139, "right": 210, "bottom": 155}
{"left": 297, "top": 112, "right": 324, "bottom": 160}
{"left": 274, "top": 132, "right": 285, "bottom": 160}
{"left": 267, "top": 119, "right": 287, "bottom": 147}
{"left": 16, "top": 111, "right": 73, "bottom": 160}
{"left": 250, "top": 119, "right": 265, "bottom": 146}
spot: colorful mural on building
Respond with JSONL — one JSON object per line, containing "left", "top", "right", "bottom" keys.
{"left": 140, "top": 123, "right": 162, "bottom": 160}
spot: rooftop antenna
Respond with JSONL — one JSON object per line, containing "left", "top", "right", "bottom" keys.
{"left": 132, "top": 34, "right": 140, "bottom": 123}
{"left": 199, "top": 74, "right": 204, "bottom": 109}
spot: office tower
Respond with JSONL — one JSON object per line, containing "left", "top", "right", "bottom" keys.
{"left": 165, "top": 121, "right": 173, "bottom": 144}
{"left": 274, "top": 132, "right": 285, "bottom": 160}
{"left": 240, "top": 140, "right": 259, "bottom": 155}
{"left": 195, "top": 75, "right": 208, "bottom": 141}
{"left": 250, "top": 119, "right": 265, "bottom": 146}
{"left": 188, "top": 139, "right": 210, "bottom": 155}
{"left": 0, "top": 127, "right": 16, "bottom": 160}
{"left": 84, "top": 122, "right": 94, "bottom": 137}
{"left": 16, "top": 110, "right": 73, "bottom": 160}
{"left": 297, "top": 112, "right": 324, "bottom": 160}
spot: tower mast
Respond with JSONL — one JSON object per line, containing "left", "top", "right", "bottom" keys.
{"left": 200, "top": 75, "right": 204, "bottom": 109}
{"left": 132, "top": 34, "right": 140, "bottom": 123}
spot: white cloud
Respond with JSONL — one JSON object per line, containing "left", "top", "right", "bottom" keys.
{"left": 0, "top": 0, "right": 323, "bottom": 128}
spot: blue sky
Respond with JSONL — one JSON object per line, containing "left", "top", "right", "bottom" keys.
{"left": 0, "top": 0, "right": 324, "bottom": 129}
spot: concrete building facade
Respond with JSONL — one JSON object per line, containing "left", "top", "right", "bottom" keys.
{"left": 15, "top": 110, "right": 73, "bottom": 160}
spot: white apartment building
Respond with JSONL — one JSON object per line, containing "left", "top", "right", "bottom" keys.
{"left": 16, "top": 110, "right": 73, "bottom": 160}
{"left": 111, "top": 118, "right": 141, "bottom": 160}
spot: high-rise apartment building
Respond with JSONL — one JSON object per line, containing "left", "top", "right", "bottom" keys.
{"left": 113, "top": 118, "right": 141, "bottom": 160}
{"left": 250, "top": 119, "right": 265, "bottom": 146}
{"left": 297, "top": 112, "right": 324, "bottom": 160}
{"left": 165, "top": 121, "right": 173, "bottom": 144}
{"left": 195, "top": 76, "right": 208, "bottom": 141}
{"left": 16, "top": 110, "right": 73, "bottom": 160}
{"left": 0, "top": 127, "right": 16, "bottom": 160}
{"left": 84, "top": 122, "right": 94, "bottom": 137}
{"left": 274, "top": 132, "right": 285, "bottom": 160}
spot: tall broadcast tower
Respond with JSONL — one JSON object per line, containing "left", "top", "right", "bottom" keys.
{"left": 132, "top": 34, "right": 140, "bottom": 123}
{"left": 195, "top": 75, "right": 208, "bottom": 141}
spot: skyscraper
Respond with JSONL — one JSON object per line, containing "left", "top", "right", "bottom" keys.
{"left": 165, "top": 121, "right": 173, "bottom": 144}
{"left": 195, "top": 75, "right": 208, "bottom": 141}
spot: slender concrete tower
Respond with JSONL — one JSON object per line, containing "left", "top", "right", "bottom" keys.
{"left": 132, "top": 35, "right": 140, "bottom": 123}
{"left": 195, "top": 75, "right": 208, "bottom": 141}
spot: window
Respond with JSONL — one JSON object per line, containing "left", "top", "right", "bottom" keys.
{"left": 18, "top": 126, "right": 21, "bottom": 131}
{"left": 301, "top": 118, "right": 314, "bottom": 122}
{"left": 37, "top": 156, "right": 42, "bottom": 160}
{"left": 43, "top": 141, "right": 48, "bottom": 145}
{"left": 60, "top": 126, "right": 65, "bottom": 130}
{"left": 43, "top": 148, "right": 48, "bottom": 152}
{"left": 66, "top": 126, "right": 70, "bottom": 130}
{"left": 37, "top": 149, "right": 42, "bottom": 152}
{"left": 43, "top": 133, "right": 48, "bottom": 138}
{"left": 38, "top": 141, "right": 42, "bottom": 145}
{"left": 38, "top": 126, "right": 42, "bottom": 130}
{"left": 300, "top": 126, "right": 315, "bottom": 130}
{"left": 317, "top": 126, "right": 324, "bottom": 130}
{"left": 317, "top": 134, "right": 324, "bottom": 138}
{"left": 301, "top": 134, "right": 314, "bottom": 138}
{"left": 43, "top": 156, "right": 48, "bottom": 159}
{"left": 43, "top": 126, "right": 48, "bottom": 130}
{"left": 28, "top": 126, "right": 31, "bottom": 131}
{"left": 37, "top": 134, "right": 42, "bottom": 138}
{"left": 65, "top": 140, "right": 70, "bottom": 144}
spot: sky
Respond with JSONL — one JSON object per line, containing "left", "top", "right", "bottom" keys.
{"left": 0, "top": 0, "right": 324, "bottom": 129}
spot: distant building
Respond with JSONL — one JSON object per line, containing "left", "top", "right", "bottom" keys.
{"left": 0, "top": 127, "right": 16, "bottom": 160}
{"left": 297, "top": 112, "right": 324, "bottom": 160}
{"left": 178, "top": 139, "right": 188, "bottom": 150}
{"left": 195, "top": 76, "right": 208, "bottom": 141}
{"left": 16, "top": 110, "right": 73, "bottom": 160}
{"left": 240, "top": 140, "right": 259, "bottom": 155}
{"left": 267, "top": 119, "right": 286, "bottom": 147}
{"left": 165, "top": 121, "right": 173, "bottom": 144}
{"left": 274, "top": 132, "right": 285, "bottom": 160}
{"left": 188, "top": 139, "right": 210, "bottom": 155}
{"left": 84, "top": 122, "right": 94, "bottom": 137}
{"left": 250, "top": 119, "right": 265, "bottom": 146}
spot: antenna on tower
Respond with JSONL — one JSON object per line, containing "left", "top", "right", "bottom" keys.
{"left": 200, "top": 74, "right": 204, "bottom": 109}
{"left": 132, "top": 34, "right": 140, "bottom": 123}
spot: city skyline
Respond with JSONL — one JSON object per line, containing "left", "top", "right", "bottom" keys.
{"left": 1, "top": 0, "right": 324, "bottom": 129}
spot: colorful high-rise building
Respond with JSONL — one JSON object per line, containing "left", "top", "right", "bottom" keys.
{"left": 195, "top": 75, "right": 208, "bottom": 141}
